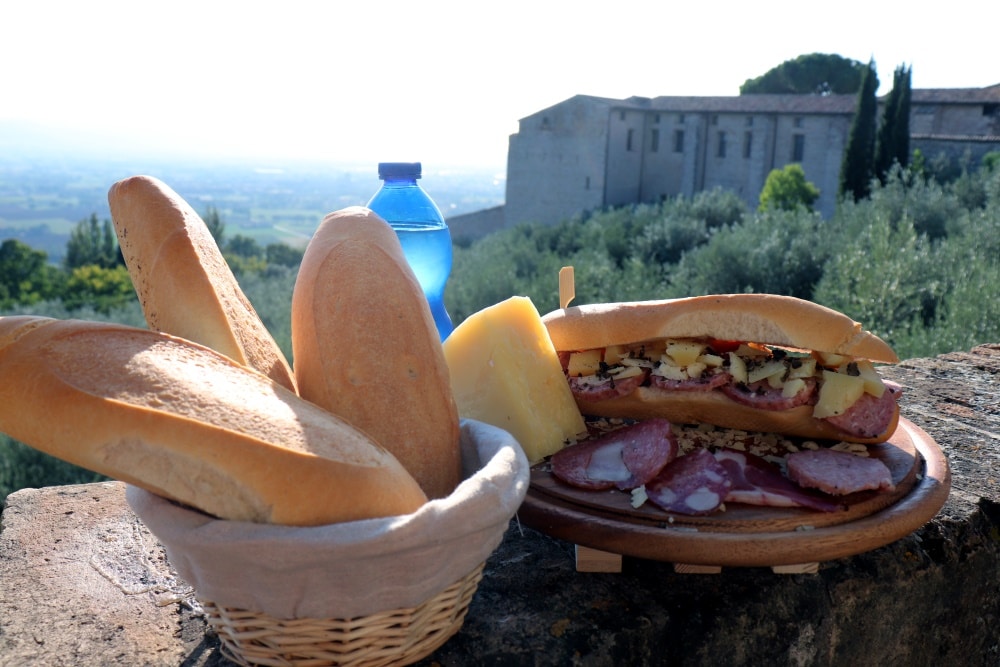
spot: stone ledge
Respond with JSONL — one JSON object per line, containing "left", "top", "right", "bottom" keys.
{"left": 1, "top": 344, "right": 998, "bottom": 666}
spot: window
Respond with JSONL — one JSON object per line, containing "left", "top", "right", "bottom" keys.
{"left": 626, "top": 128, "right": 635, "bottom": 151}
{"left": 619, "top": 110, "right": 626, "bottom": 121}
{"left": 674, "top": 129, "right": 685, "bottom": 152}
{"left": 746, "top": 116, "right": 754, "bottom": 127}
{"left": 650, "top": 129, "right": 660, "bottom": 152}
{"left": 792, "top": 134, "right": 805, "bottom": 162}
{"left": 793, "top": 117, "right": 804, "bottom": 128}
{"left": 678, "top": 113, "right": 685, "bottom": 123}
{"left": 654, "top": 113, "right": 661, "bottom": 124}
{"left": 717, "top": 131, "right": 727, "bottom": 158}
{"left": 743, "top": 131, "right": 753, "bottom": 159}
{"left": 585, "top": 176, "right": 591, "bottom": 190}
{"left": 711, "top": 115, "right": 719, "bottom": 126}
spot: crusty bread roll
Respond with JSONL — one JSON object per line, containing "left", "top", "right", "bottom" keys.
{"left": 542, "top": 294, "right": 899, "bottom": 363}
{"left": 108, "top": 175, "right": 297, "bottom": 392}
{"left": 0, "top": 315, "right": 427, "bottom": 526}
{"left": 291, "top": 207, "right": 461, "bottom": 499}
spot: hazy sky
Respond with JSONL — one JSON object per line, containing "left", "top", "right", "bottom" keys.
{"left": 4, "top": 1, "right": 998, "bottom": 168}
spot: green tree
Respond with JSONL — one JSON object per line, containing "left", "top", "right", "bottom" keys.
{"left": 839, "top": 59, "right": 879, "bottom": 201}
{"left": 64, "top": 214, "right": 121, "bottom": 269}
{"left": 204, "top": 205, "right": 225, "bottom": 245}
{"left": 740, "top": 53, "right": 866, "bottom": 95}
{"left": 61, "top": 264, "right": 136, "bottom": 313}
{"left": 875, "top": 64, "right": 913, "bottom": 183}
{"left": 758, "top": 164, "right": 820, "bottom": 212}
{"left": 266, "top": 242, "right": 304, "bottom": 267}
{"left": 0, "top": 239, "right": 62, "bottom": 308}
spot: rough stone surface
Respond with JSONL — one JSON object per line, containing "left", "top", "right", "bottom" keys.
{"left": 1, "top": 344, "right": 998, "bottom": 666}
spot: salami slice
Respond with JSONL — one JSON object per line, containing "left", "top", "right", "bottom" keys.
{"left": 568, "top": 371, "right": 646, "bottom": 402}
{"left": 644, "top": 449, "right": 732, "bottom": 515}
{"left": 822, "top": 381, "right": 902, "bottom": 439}
{"left": 714, "top": 449, "right": 843, "bottom": 512}
{"left": 720, "top": 377, "right": 817, "bottom": 410}
{"left": 649, "top": 370, "right": 731, "bottom": 392}
{"left": 787, "top": 448, "right": 895, "bottom": 495}
{"left": 550, "top": 418, "right": 677, "bottom": 491}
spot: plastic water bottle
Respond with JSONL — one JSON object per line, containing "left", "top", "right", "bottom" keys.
{"left": 367, "top": 162, "right": 454, "bottom": 341}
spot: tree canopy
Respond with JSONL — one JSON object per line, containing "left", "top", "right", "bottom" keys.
{"left": 874, "top": 64, "right": 913, "bottom": 182}
{"left": 839, "top": 59, "right": 880, "bottom": 201}
{"left": 759, "top": 164, "right": 820, "bottom": 212}
{"left": 740, "top": 53, "right": 867, "bottom": 95}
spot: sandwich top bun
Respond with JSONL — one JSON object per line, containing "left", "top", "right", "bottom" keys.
{"left": 0, "top": 316, "right": 427, "bottom": 526}
{"left": 542, "top": 294, "right": 899, "bottom": 363}
{"left": 108, "top": 175, "right": 297, "bottom": 391}
{"left": 291, "top": 207, "right": 461, "bottom": 500}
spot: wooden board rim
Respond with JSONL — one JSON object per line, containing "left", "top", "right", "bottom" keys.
{"left": 517, "top": 418, "right": 951, "bottom": 567}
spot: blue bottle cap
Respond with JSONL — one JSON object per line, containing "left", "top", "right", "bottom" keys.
{"left": 378, "top": 162, "right": 422, "bottom": 180}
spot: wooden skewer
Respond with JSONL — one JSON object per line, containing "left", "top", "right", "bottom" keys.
{"left": 559, "top": 266, "right": 575, "bottom": 309}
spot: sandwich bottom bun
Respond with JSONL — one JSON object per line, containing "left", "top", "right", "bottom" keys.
{"left": 576, "top": 386, "right": 900, "bottom": 444}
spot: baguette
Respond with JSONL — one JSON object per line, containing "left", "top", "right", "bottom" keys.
{"left": 542, "top": 294, "right": 901, "bottom": 443}
{"left": 0, "top": 315, "right": 427, "bottom": 526}
{"left": 291, "top": 207, "right": 461, "bottom": 499}
{"left": 108, "top": 175, "right": 296, "bottom": 392}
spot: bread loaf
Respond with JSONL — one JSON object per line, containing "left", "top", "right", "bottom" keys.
{"left": 0, "top": 316, "right": 427, "bottom": 526}
{"left": 291, "top": 207, "right": 461, "bottom": 499}
{"left": 108, "top": 175, "right": 297, "bottom": 391}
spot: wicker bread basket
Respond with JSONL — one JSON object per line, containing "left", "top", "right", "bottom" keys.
{"left": 128, "top": 419, "right": 529, "bottom": 667}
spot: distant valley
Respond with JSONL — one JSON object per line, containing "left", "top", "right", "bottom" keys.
{"left": 0, "top": 148, "right": 505, "bottom": 263}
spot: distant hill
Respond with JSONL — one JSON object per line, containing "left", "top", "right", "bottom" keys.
{"left": 0, "top": 136, "right": 505, "bottom": 262}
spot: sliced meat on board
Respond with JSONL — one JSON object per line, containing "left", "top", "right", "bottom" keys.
{"left": 787, "top": 448, "right": 895, "bottom": 495}
{"left": 644, "top": 449, "right": 733, "bottom": 515}
{"left": 550, "top": 418, "right": 677, "bottom": 491}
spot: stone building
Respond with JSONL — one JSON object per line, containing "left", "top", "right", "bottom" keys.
{"left": 485, "top": 83, "right": 1000, "bottom": 232}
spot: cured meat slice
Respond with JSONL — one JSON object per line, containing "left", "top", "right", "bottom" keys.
{"left": 550, "top": 418, "right": 677, "bottom": 491}
{"left": 568, "top": 371, "right": 646, "bottom": 402}
{"left": 787, "top": 448, "right": 895, "bottom": 495}
{"left": 714, "top": 449, "right": 843, "bottom": 512}
{"left": 649, "top": 370, "right": 731, "bottom": 391}
{"left": 644, "top": 449, "right": 732, "bottom": 515}
{"left": 823, "top": 381, "right": 902, "bottom": 439}
{"left": 720, "top": 377, "right": 817, "bottom": 410}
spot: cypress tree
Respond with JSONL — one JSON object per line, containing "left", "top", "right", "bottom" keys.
{"left": 875, "top": 64, "right": 913, "bottom": 182}
{"left": 892, "top": 65, "right": 912, "bottom": 170}
{"left": 839, "top": 59, "right": 879, "bottom": 201}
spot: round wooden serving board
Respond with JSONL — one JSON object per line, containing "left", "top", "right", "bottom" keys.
{"left": 518, "top": 418, "right": 951, "bottom": 567}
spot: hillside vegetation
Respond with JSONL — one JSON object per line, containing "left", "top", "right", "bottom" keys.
{"left": 2, "top": 164, "right": 998, "bottom": 498}
{"left": 449, "top": 165, "right": 1000, "bottom": 361}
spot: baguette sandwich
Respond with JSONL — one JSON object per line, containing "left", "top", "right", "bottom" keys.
{"left": 108, "top": 175, "right": 297, "bottom": 392}
{"left": 291, "top": 207, "right": 461, "bottom": 499}
{"left": 0, "top": 315, "right": 427, "bottom": 526}
{"left": 542, "top": 294, "right": 901, "bottom": 444}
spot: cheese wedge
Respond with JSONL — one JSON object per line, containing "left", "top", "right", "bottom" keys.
{"left": 443, "top": 296, "right": 586, "bottom": 463}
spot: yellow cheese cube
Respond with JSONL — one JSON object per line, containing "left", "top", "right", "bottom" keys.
{"left": 813, "top": 370, "right": 866, "bottom": 418}
{"left": 666, "top": 340, "right": 704, "bottom": 367}
{"left": 442, "top": 296, "right": 587, "bottom": 463}
{"left": 567, "top": 349, "right": 602, "bottom": 377}
{"left": 856, "top": 359, "right": 887, "bottom": 397}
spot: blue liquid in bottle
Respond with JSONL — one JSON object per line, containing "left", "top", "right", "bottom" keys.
{"left": 367, "top": 162, "right": 454, "bottom": 341}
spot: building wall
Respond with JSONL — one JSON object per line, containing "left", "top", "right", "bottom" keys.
{"left": 503, "top": 87, "right": 1000, "bottom": 231}
{"left": 504, "top": 96, "right": 611, "bottom": 227}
